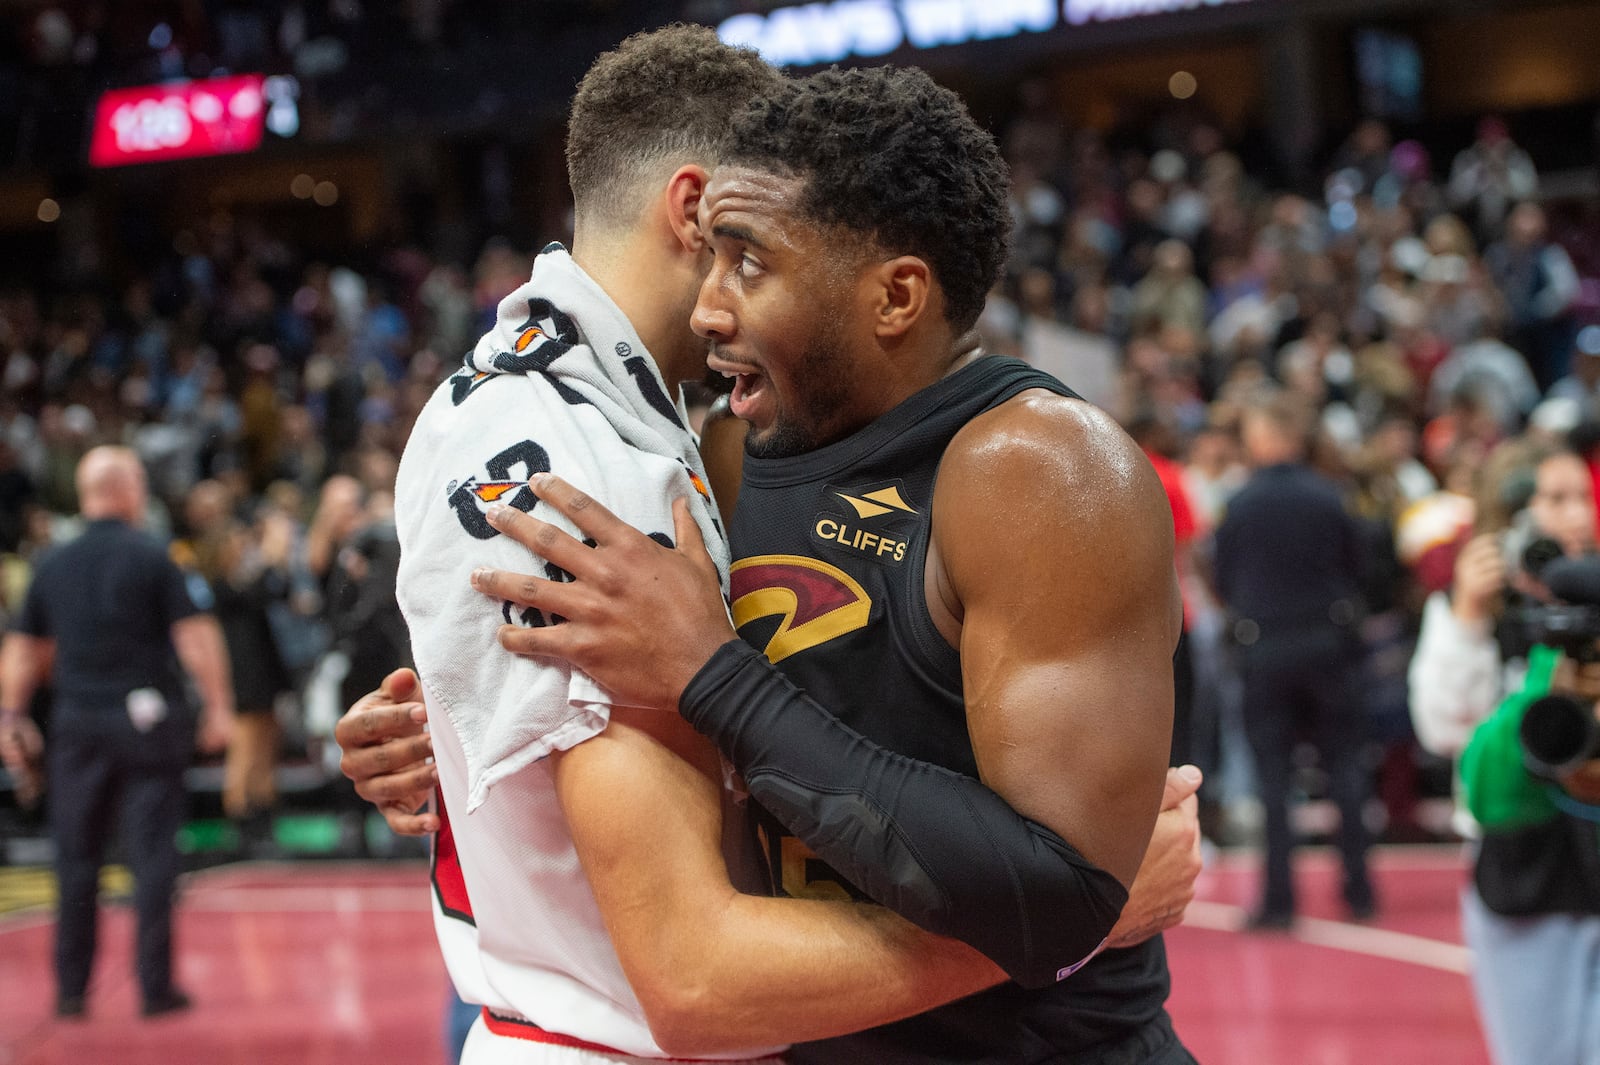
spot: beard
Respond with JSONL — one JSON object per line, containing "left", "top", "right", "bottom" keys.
{"left": 741, "top": 321, "right": 856, "bottom": 460}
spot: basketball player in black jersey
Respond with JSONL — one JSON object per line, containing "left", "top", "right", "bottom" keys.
{"left": 343, "top": 56, "right": 1199, "bottom": 1061}
{"left": 455, "top": 67, "right": 1195, "bottom": 1063}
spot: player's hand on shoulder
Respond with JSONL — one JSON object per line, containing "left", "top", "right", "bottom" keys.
{"left": 336, "top": 667, "right": 440, "bottom": 835}
{"left": 468, "top": 474, "right": 737, "bottom": 712}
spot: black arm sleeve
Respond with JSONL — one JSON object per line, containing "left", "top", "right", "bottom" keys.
{"left": 680, "top": 640, "right": 1128, "bottom": 990}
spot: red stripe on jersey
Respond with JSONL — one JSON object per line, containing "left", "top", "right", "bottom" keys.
{"left": 480, "top": 1008, "right": 746, "bottom": 1062}
{"left": 432, "top": 786, "right": 475, "bottom": 923}
{"left": 482, "top": 1009, "right": 629, "bottom": 1054}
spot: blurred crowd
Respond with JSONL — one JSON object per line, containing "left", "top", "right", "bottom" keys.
{"left": 979, "top": 102, "right": 1600, "bottom": 839}
{"left": 2, "top": 81, "right": 1599, "bottom": 846}
{"left": 0, "top": 213, "right": 542, "bottom": 840}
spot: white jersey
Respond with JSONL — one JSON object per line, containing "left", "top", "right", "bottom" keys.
{"left": 394, "top": 247, "right": 776, "bottom": 1061}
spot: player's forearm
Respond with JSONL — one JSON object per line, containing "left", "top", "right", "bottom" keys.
{"left": 171, "top": 615, "right": 235, "bottom": 717}
{"left": 640, "top": 888, "right": 1001, "bottom": 1055}
{"left": 679, "top": 640, "right": 1128, "bottom": 989}
{"left": 556, "top": 709, "right": 1001, "bottom": 1056}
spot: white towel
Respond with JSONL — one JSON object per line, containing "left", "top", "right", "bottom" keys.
{"left": 394, "top": 244, "right": 730, "bottom": 812}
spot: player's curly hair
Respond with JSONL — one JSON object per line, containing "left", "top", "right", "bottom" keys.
{"left": 567, "top": 24, "right": 780, "bottom": 231}
{"left": 722, "top": 65, "right": 1010, "bottom": 334}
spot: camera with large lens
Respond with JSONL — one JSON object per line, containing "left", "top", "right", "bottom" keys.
{"left": 1521, "top": 693, "right": 1600, "bottom": 778}
{"left": 1504, "top": 536, "right": 1600, "bottom": 663}
{"left": 1514, "top": 551, "right": 1600, "bottom": 778}
{"left": 1501, "top": 514, "right": 1564, "bottom": 579}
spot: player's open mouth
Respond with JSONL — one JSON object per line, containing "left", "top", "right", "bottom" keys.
{"left": 728, "top": 370, "right": 767, "bottom": 421}
{"left": 710, "top": 354, "right": 769, "bottom": 422}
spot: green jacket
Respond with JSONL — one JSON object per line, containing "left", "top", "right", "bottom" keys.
{"left": 1460, "top": 644, "right": 1562, "bottom": 830}
{"left": 1460, "top": 643, "right": 1600, "bottom": 916}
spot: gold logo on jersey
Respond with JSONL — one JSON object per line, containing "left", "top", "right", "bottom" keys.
{"left": 811, "top": 480, "right": 920, "bottom": 566}
{"left": 755, "top": 822, "right": 858, "bottom": 902}
{"left": 834, "top": 485, "right": 917, "bottom": 519}
{"left": 730, "top": 555, "right": 872, "bottom": 664}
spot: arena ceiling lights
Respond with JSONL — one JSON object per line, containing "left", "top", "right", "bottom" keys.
{"left": 718, "top": 0, "right": 1259, "bottom": 66}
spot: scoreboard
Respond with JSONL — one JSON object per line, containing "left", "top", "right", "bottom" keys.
{"left": 88, "top": 74, "right": 266, "bottom": 168}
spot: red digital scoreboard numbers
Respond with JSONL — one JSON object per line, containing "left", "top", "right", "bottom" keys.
{"left": 89, "top": 74, "right": 265, "bottom": 168}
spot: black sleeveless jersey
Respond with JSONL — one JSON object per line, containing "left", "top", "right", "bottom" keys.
{"left": 727, "top": 355, "right": 1174, "bottom": 1064}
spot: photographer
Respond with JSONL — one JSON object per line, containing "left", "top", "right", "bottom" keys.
{"left": 1459, "top": 632, "right": 1600, "bottom": 1065}
{"left": 1407, "top": 440, "right": 1598, "bottom": 1064}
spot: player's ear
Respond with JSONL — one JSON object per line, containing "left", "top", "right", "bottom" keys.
{"left": 871, "top": 256, "right": 931, "bottom": 340}
{"left": 664, "top": 165, "right": 711, "bottom": 255}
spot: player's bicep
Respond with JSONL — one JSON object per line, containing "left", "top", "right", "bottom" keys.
{"left": 959, "top": 603, "right": 1173, "bottom": 887}
{"left": 941, "top": 397, "right": 1177, "bottom": 886}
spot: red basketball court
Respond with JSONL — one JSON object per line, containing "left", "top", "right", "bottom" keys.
{"left": 0, "top": 846, "right": 1489, "bottom": 1065}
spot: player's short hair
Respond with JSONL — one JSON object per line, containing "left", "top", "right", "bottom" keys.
{"left": 721, "top": 65, "right": 1011, "bottom": 334}
{"left": 566, "top": 24, "right": 780, "bottom": 231}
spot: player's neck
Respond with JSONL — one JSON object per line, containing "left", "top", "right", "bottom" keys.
{"left": 572, "top": 234, "right": 698, "bottom": 393}
{"left": 940, "top": 332, "right": 986, "bottom": 380}
{"left": 880, "top": 325, "right": 984, "bottom": 406}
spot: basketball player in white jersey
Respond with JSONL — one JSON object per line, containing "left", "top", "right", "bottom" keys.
{"left": 359, "top": 25, "right": 1203, "bottom": 1065}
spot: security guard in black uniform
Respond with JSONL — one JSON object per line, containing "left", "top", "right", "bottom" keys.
{"left": 0, "top": 446, "right": 235, "bottom": 1019}
{"left": 1214, "top": 389, "right": 1376, "bottom": 928}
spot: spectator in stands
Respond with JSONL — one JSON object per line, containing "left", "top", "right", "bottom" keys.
{"left": 0, "top": 437, "right": 36, "bottom": 556}
{"left": 1131, "top": 239, "right": 1209, "bottom": 339}
{"left": 1546, "top": 325, "right": 1600, "bottom": 410}
{"left": 1448, "top": 116, "right": 1538, "bottom": 244}
{"left": 353, "top": 277, "right": 411, "bottom": 383}
{"left": 1426, "top": 333, "right": 1541, "bottom": 436}
{"left": 310, "top": 472, "right": 410, "bottom": 712}
{"left": 207, "top": 511, "right": 296, "bottom": 855}
{"left": 1486, "top": 202, "right": 1582, "bottom": 390}
{"left": 272, "top": 404, "right": 328, "bottom": 497}
{"left": 239, "top": 343, "right": 286, "bottom": 493}
{"left": 1330, "top": 118, "right": 1394, "bottom": 196}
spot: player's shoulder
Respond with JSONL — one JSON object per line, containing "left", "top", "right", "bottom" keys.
{"left": 932, "top": 389, "right": 1175, "bottom": 612}
{"left": 941, "top": 388, "right": 1155, "bottom": 506}
{"left": 406, "top": 366, "right": 598, "bottom": 473}
{"left": 427, "top": 361, "right": 583, "bottom": 419}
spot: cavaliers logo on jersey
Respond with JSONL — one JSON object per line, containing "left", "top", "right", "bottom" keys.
{"left": 809, "top": 480, "right": 921, "bottom": 567}
{"left": 445, "top": 439, "right": 551, "bottom": 540}
{"left": 730, "top": 555, "right": 872, "bottom": 664}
